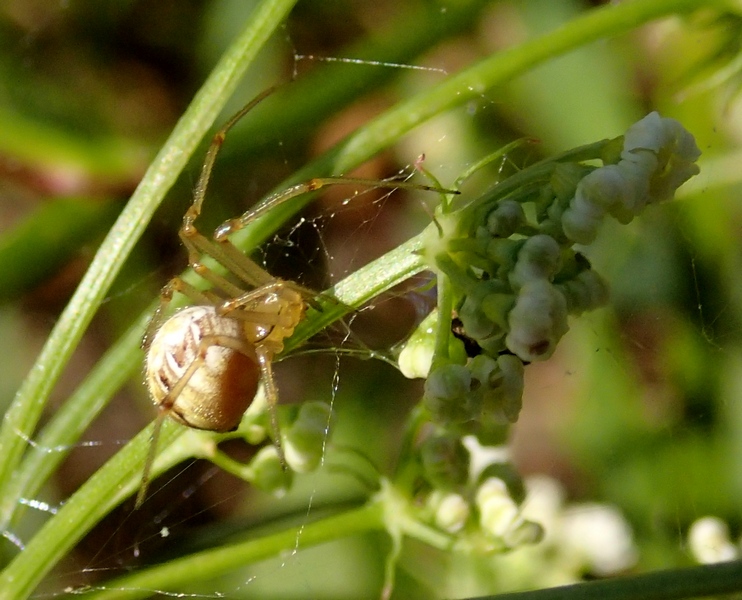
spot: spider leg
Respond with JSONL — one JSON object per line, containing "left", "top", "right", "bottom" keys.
{"left": 193, "top": 254, "right": 324, "bottom": 315}
{"left": 180, "top": 226, "right": 273, "bottom": 288}
{"left": 143, "top": 275, "right": 225, "bottom": 353}
{"left": 137, "top": 333, "right": 217, "bottom": 509}
{"left": 135, "top": 410, "right": 167, "bottom": 509}
{"left": 183, "top": 86, "right": 278, "bottom": 234}
{"left": 192, "top": 262, "right": 245, "bottom": 299}
{"left": 255, "top": 344, "right": 285, "bottom": 468}
{"left": 176, "top": 87, "right": 282, "bottom": 291}
{"left": 213, "top": 176, "right": 459, "bottom": 241}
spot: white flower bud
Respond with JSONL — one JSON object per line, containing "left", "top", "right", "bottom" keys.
{"left": 509, "top": 234, "right": 562, "bottom": 290}
{"left": 476, "top": 477, "right": 522, "bottom": 539}
{"left": 506, "top": 280, "right": 568, "bottom": 362}
{"left": 562, "top": 112, "right": 700, "bottom": 245}
{"left": 562, "top": 503, "right": 637, "bottom": 576}
{"left": 432, "top": 492, "right": 471, "bottom": 533}
{"left": 487, "top": 200, "right": 526, "bottom": 238}
{"left": 622, "top": 112, "right": 700, "bottom": 203}
{"left": 688, "top": 516, "right": 739, "bottom": 564}
{"left": 561, "top": 195, "right": 604, "bottom": 245}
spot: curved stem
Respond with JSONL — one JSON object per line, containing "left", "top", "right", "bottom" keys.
{"left": 84, "top": 501, "right": 386, "bottom": 600}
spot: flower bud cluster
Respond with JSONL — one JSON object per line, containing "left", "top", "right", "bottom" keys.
{"left": 402, "top": 114, "right": 698, "bottom": 549}
{"left": 562, "top": 112, "right": 701, "bottom": 244}
{"left": 417, "top": 440, "right": 543, "bottom": 548}
{"left": 414, "top": 112, "right": 699, "bottom": 439}
{"left": 423, "top": 354, "right": 524, "bottom": 434}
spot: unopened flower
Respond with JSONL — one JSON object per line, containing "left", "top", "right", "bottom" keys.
{"left": 506, "top": 280, "right": 568, "bottom": 361}
{"left": 562, "top": 112, "right": 700, "bottom": 244}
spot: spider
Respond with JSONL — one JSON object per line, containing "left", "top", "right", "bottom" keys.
{"left": 136, "top": 87, "right": 453, "bottom": 507}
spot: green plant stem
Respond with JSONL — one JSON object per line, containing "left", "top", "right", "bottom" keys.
{"left": 286, "top": 234, "right": 428, "bottom": 353}
{"left": 81, "top": 480, "right": 453, "bottom": 600}
{"left": 0, "top": 0, "right": 298, "bottom": 531}
{"left": 85, "top": 501, "right": 386, "bottom": 600}
{"left": 432, "top": 272, "right": 454, "bottom": 367}
{"left": 475, "top": 561, "right": 742, "bottom": 600}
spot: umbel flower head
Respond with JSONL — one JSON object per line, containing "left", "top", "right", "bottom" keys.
{"left": 562, "top": 112, "right": 701, "bottom": 244}
{"left": 402, "top": 112, "right": 699, "bottom": 546}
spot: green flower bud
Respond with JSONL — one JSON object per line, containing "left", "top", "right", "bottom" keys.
{"left": 496, "top": 354, "right": 525, "bottom": 423}
{"left": 486, "top": 238, "right": 525, "bottom": 275}
{"left": 243, "top": 423, "right": 269, "bottom": 446}
{"left": 502, "top": 519, "right": 544, "bottom": 547}
{"left": 550, "top": 162, "right": 588, "bottom": 202}
{"left": 506, "top": 280, "right": 568, "bottom": 362}
{"left": 558, "top": 269, "right": 610, "bottom": 315}
{"left": 467, "top": 354, "right": 498, "bottom": 383}
{"left": 477, "top": 461, "right": 526, "bottom": 504}
{"left": 425, "top": 363, "right": 471, "bottom": 400}
{"left": 509, "top": 234, "right": 562, "bottom": 290}
{"left": 398, "top": 309, "right": 438, "bottom": 379}
{"left": 284, "top": 402, "right": 333, "bottom": 474}
{"left": 465, "top": 354, "right": 523, "bottom": 425}
{"left": 487, "top": 200, "right": 526, "bottom": 238}
{"left": 251, "top": 445, "right": 293, "bottom": 495}
{"left": 421, "top": 432, "right": 470, "bottom": 490}
{"left": 459, "top": 293, "right": 500, "bottom": 341}
{"left": 424, "top": 364, "right": 480, "bottom": 425}
{"left": 480, "top": 292, "right": 514, "bottom": 331}
{"left": 456, "top": 279, "right": 514, "bottom": 359}
{"left": 472, "top": 419, "right": 510, "bottom": 446}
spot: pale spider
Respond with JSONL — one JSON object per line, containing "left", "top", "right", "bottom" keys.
{"left": 137, "top": 87, "right": 452, "bottom": 507}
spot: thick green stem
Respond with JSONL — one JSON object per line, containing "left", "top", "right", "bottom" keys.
{"left": 84, "top": 501, "right": 385, "bottom": 600}
{"left": 480, "top": 561, "right": 742, "bottom": 600}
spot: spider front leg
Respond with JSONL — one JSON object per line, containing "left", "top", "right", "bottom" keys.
{"left": 212, "top": 175, "right": 461, "bottom": 241}
{"left": 180, "top": 218, "right": 274, "bottom": 289}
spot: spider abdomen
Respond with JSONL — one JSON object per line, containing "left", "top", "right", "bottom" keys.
{"left": 146, "top": 305, "right": 261, "bottom": 432}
